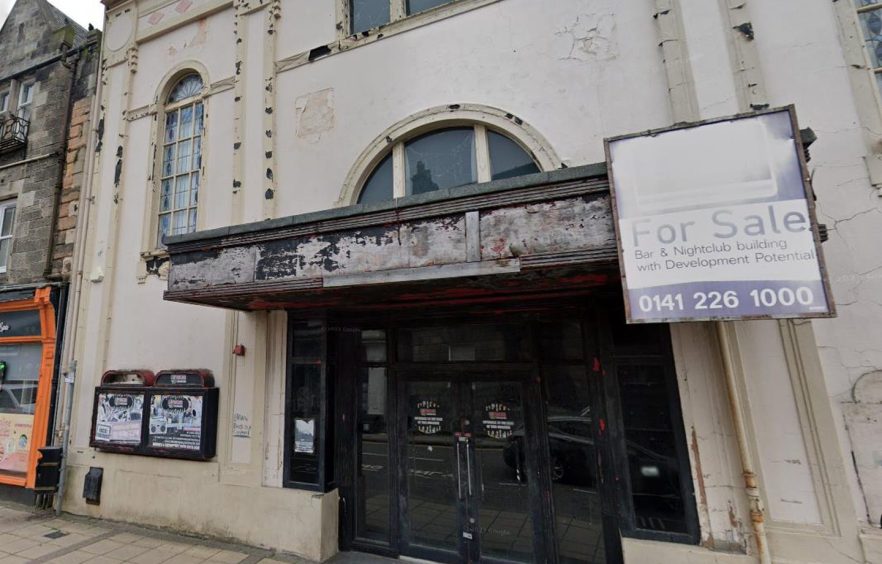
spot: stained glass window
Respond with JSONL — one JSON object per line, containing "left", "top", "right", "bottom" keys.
{"left": 167, "top": 74, "right": 204, "bottom": 104}
{"left": 158, "top": 74, "right": 204, "bottom": 247}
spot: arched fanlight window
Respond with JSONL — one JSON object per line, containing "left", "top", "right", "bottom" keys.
{"left": 357, "top": 125, "right": 540, "bottom": 204}
{"left": 157, "top": 73, "right": 205, "bottom": 247}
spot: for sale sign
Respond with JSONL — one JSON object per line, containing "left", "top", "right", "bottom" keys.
{"left": 605, "top": 107, "right": 834, "bottom": 323}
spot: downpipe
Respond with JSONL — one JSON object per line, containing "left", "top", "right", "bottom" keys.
{"left": 54, "top": 360, "right": 75, "bottom": 516}
{"left": 716, "top": 321, "right": 772, "bottom": 564}
{"left": 53, "top": 35, "right": 104, "bottom": 515}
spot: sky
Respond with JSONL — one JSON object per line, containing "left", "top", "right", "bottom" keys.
{"left": 0, "top": 0, "right": 105, "bottom": 31}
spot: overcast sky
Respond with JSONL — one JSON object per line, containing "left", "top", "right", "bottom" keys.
{"left": 0, "top": 0, "right": 105, "bottom": 31}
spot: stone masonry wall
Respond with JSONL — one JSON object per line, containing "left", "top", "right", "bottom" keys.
{"left": 1, "top": 59, "right": 73, "bottom": 285}
{"left": 50, "top": 97, "right": 91, "bottom": 279}
{"left": 0, "top": 1, "right": 100, "bottom": 284}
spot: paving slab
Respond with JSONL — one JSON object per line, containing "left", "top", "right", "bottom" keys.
{"left": 0, "top": 501, "right": 398, "bottom": 564}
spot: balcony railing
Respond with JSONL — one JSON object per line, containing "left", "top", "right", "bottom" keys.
{"left": 0, "top": 113, "right": 29, "bottom": 154}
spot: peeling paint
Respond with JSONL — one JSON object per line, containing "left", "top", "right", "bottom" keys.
{"left": 555, "top": 13, "right": 618, "bottom": 62}
{"left": 690, "top": 426, "right": 712, "bottom": 548}
{"left": 480, "top": 196, "right": 614, "bottom": 260}
{"left": 113, "top": 146, "right": 123, "bottom": 187}
{"left": 167, "top": 187, "right": 616, "bottom": 308}
{"left": 308, "top": 45, "right": 331, "bottom": 61}
{"left": 733, "top": 22, "right": 755, "bottom": 41}
{"left": 295, "top": 88, "right": 335, "bottom": 143}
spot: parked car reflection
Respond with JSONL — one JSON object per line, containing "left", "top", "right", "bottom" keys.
{"left": 0, "top": 383, "right": 37, "bottom": 414}
{"left": 503, "top": 410, "right": 681, "bottom": 496}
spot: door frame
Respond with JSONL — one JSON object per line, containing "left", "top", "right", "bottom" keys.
{"left": 396, "top": 366, "right": 541, "bottom": 564}
{"left": 335, "top": 312, "right": 627, "bottom": 564}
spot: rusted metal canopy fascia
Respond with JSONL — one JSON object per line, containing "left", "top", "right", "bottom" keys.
{"left": 164, "top": 163, "right": 608, "bottom": 252}
{"left": 163, "top": 164, "right": 615, "bottom": 310}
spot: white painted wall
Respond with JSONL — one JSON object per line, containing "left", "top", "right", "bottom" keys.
{"left": 64, "top": 0, "right": 882, "bottom": 561}
{"left": 749, "top": 0, "right": 882, "bottom": 539}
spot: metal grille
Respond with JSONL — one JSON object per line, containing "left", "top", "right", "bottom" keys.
{"left": 0, "top": 114, "right": 29, "bottom": 154}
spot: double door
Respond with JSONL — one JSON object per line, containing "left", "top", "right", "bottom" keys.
{"left": 341, "top": 319, "right": 624, "bottom": 563}
{"left": 401, "top": 374, "right": 538, "bottom": 563}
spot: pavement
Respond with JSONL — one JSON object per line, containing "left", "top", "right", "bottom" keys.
{"left": 0, "top": 502, "right": 395, "bottom": 564}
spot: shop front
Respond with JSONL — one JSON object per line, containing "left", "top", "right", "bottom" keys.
{"left": 324, "top": 308, "right": 695, "bottom": 564}
{"left": 0, "top": 286, "right": 59, "bottom": 490}
{"left": 163, "top": 165, "right": 698, "bottom": 563}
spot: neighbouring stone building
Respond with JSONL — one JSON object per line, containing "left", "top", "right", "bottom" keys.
{"left": 0, "top": 0, "right": 99, "bottom": 498}
{"left": 58, "top": 1, "right": 882, "bottom": 563}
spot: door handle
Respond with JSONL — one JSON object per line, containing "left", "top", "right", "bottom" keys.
{"left": 465, "top": 439, "right": 473, "bottom": 497}
{"left": 455, "top": 437, "right": 464, "bottom": 500}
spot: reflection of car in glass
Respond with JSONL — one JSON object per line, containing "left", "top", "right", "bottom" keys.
{"left": 504, "top": 411, "right": 595, "bottom": 485}
{"left": 503, "top": 410, "right": 680, "bottom": 493}
{"left": 0, "top": 384, "right": 37, "bottom": 414}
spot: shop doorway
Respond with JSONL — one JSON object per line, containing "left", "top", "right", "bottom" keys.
{"left": 400, "top": 372, "right": 554, "bottom": 563}
{"left": 320, "top": 307, "right": 697, "bottom": 563}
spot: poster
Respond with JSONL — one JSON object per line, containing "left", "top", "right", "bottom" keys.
{"left": 414, "top": 400, "right": 442, "bottom": 435}
{"left": 94, "top": 392, "right": 144, "bottom": 445}
{"left": 0, "top": 413, "right": 33, "bottom": 474}
{"left": 606, "top": 108, "right": 833, "bottom": 322}
{"left": 482, "top": 402, "right": 516, "bottom": 440}
{"left": 148, "top": 394, "right": 203, "bottom": 451}
{"left": 294, "top": 418, "right": 315, "bottom": 454}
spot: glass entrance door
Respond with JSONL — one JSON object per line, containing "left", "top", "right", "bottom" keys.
{"left": 401, "top": 374, "right": 535, "bottom": 563}
{"left": 341, "top": 319, "right": 633, "bottom": 563}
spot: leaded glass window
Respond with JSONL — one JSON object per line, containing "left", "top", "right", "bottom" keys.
{"left": 856, "top": 0, "right": 882, "bottom": 94}
{"left": 158, "top": 74, "right": 204, "bottom": 247}
{"left": 168, "top": 74, "right": 204, "bottom": 103}
{"left": 356, "top": 125, "right": 539, "bottom": 204}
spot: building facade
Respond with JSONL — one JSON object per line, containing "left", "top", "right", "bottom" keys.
{"left": 61, "top": 1, "right": 882, "bottom": 563}
{"left": 0, "top": 0, "right": 99, "bottom": 497}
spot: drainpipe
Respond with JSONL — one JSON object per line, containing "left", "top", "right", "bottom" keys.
{"left": 716, "top": 321, "right": 771, "bottom": 564}
{"left": 54, "top": 360, "right": 75, "bottom": 516}
{"left": 54, "top": 33, "right": 104, "bottom": 516}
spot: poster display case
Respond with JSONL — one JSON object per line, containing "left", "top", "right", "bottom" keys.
{"left": 90, "top": 369, "right": 218, "bottom": 461}
{"left": 90, "top": 370, "right": 154, "bottom": 453}
{"left": 146, "top": 370, "right": 218, "bottom": 459}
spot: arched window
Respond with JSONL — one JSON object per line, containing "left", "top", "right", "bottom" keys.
{"left": 357, "top": 125, "right": 540, "bottom": 204}
{"left": 157, "top": 73, "right": 204, "bottom": 247}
